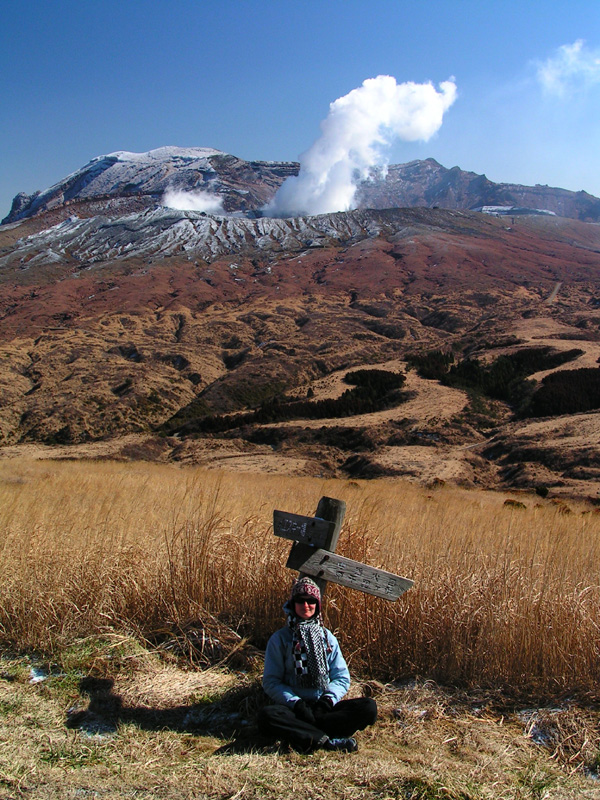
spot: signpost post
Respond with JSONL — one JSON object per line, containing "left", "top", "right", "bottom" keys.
{"left": 273, "top": 496, "right": 413, "bottom": 601}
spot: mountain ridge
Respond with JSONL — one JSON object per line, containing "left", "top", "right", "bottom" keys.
{"left": 4, "top": 147, "right": 600, "bottom": 224}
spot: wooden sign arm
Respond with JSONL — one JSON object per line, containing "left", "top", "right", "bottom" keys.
{"left": 287, "top": 545, "right": 414, "bottom": 601}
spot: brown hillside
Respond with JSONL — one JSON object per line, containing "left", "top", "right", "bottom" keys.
{"left": 2, "top": 209, "right": 600, "bottom": 497}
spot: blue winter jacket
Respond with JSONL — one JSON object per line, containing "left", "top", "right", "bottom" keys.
{"left": 262, "top": 625, "right": 351, "bottom": 707}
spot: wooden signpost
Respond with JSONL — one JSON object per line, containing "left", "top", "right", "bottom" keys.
{"left": 272, "top": 510, "right": 334, "bottom": 549}
{"left": 273, "top": 496, "right": 414, "bottom": 601}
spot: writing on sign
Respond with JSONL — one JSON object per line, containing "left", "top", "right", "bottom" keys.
{"left": 273, "top": 510, "right": 333, "bottom": 548}
{"left": 286, "top": 544, "right": 414, "bottom": 601}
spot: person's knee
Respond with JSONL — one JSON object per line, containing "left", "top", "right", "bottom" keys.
{"left": 354, "top": 697, "right": 377, "bottom": 727}
{"left": 362, "top": 697, "right": 377, "bottom": 725}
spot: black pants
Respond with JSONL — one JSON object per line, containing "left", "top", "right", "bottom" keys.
{"left": 258, "top": 697, "right": 377, "bottom": 752}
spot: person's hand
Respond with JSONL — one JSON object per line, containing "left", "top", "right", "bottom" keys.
{"left": 293, "top": 699, "right": 316, "bottom": 724}
{"left": 313, "top": 695, "right": 335, "bottom": 718}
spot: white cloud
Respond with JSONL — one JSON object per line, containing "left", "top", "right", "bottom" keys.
{"left": 537, "top": 40, "right": 600, "bottom": 97}
{"left": 162, "top": 189, "right": 224, "bottom": 213}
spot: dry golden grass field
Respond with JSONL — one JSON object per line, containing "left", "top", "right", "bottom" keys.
{"left": 2, "top": 459, "right": 600, "bottom": 799}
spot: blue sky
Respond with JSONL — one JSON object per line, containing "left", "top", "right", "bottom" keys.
{"left": 1, "top": 0, "right": 600, "bottom": 219}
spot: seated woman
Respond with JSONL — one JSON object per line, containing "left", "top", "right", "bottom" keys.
{"left": 259, "top": 576, "right": 377, "bottom": 753}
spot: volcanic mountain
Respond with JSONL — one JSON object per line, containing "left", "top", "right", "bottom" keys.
{"left": 2, "top": 147, "right": 600, "bottom": 498}
{"left": 4, "top": 146, "right": 600, "bottom": 224}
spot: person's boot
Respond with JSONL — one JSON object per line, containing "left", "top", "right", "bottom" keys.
{"left": 324, "top": 737, "right": 358, "bottom": 752}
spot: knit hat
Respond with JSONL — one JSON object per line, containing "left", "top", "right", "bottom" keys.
{"left": 290, "top": 576, "right": 321, "bottom": 615}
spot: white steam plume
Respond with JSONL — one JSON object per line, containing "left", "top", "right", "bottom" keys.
{"left": 162, "top": 188, "right": 224, "bottom": 214}
{"left": 265, "top": 75, "right": 457, "bottom": 218}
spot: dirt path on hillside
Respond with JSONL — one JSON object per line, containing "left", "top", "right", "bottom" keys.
{"left": 375, "top": 444, "right": 478, "bottom": 483}
{"left": 545, "top": 281, "right": 563, "bottom": 303}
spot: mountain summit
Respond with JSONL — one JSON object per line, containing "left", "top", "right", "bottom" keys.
{"left": 3, "top": 147, "right": 600, "bottom": 224}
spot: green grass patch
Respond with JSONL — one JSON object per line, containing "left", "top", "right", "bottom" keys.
{"left": 0, "top": 698, "right": 22, "bottom": 716}
{"left": 39, "top": 737, "right": 112, "bottom": 769}
{"left": 57, "top": 636, "right": 145, "bottom": 674}
{"left": 515, "top": 765, "right": 559, "bottom": 800}
{"left": 369, "top": 776, "right": 479, "bottom": 800}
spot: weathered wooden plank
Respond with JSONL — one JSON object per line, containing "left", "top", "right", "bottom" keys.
{"left": 273, "top": 510, "right": 334, "bottom": 548}
{"left": 286, "top": 545, "right": 414, "bottom": 601}
{"left": 313, "top": 497, "right": 345, "bottom": 556}
{"left": 299, "top": 497, "right": 346, "bottom": 595}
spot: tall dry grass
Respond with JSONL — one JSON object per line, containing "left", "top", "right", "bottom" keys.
{"left": 1, "top": 458, "right": 600, "bottom": 698}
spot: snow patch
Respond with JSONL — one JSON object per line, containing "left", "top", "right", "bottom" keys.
{"left": 106, "top": 146, "right": 224, "bottom": 162}
{"left": 476, "top": 206, "right": 557, "bottom": 217}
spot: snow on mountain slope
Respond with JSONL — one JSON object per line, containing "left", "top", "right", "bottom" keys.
{"left": 6, "top": 148, "right": 226, "bottom": 222}
{"left": 64, "top": 147, "right": 225, "bottom": 198}
{"left": 0, "top": 206, "right": 413, "bottom": 266}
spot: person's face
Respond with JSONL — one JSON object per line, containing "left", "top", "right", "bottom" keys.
{"left": 294, "top": 596, "right": 318, "bottom": 620}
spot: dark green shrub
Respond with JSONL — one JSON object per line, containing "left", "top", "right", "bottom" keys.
{"left": 168, "top": 369, "right": 407, "bottom": 436}
{"left": 523, "top": 368, "right": 600, "bottom": 417}
{"left": 406, "top": 350, "right": 454, "bottom": 380}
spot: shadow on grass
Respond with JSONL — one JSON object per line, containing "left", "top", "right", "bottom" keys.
{"left": 65, "top": 676, "right": 277, "bottom": 753}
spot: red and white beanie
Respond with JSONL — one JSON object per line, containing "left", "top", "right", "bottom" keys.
{"left": 290, "top": 576, "right": 321, "bottom": 614}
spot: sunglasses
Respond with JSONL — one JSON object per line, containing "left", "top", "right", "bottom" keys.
{"left": 294, "top": 597, "right": 317, "bottom": 605}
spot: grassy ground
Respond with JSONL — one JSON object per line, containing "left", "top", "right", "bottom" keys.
{"left": 2, "top": 639, "right": 600, "bottom": 800}
{"left": 3, "top": 459, "right": 600, "bottom": 798}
